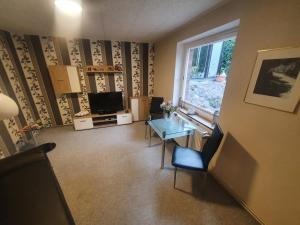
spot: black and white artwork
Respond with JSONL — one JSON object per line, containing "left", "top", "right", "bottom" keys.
{"left": 253, "top": 58, "right": 300, "bottom": 98}
{"left": 245, "top": 47, "right": 300, "bottom": 112}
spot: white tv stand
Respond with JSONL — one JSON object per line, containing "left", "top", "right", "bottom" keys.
{"left": 73, "top": 110, "right": 132, "bottom": 131}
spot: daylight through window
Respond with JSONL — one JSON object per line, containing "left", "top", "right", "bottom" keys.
{"left": 183, "top": 37, "right": 236, "bottom": 114}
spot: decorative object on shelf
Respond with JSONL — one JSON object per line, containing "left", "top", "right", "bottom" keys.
{"left": 16, "top": 120, "right": 45, "bottom": 151}
{"left": 160, "top": 101, "right": 177, "bottom": 119}
{"left": 107, "top": 65, "right": 114, "bottom": 71}
{"left": 74, "top": 110, "right": 89, "bottom": 117}
{"left": 245, "top": 46, "right": 300, "bottom": 112}
{"left": 85, "top": 65, "right": 105, "bottom": 72}
{"left": 84, "top": 65, "right": 123, "bottom": 73}
{"left": 0, "top": 93, "right": 19, "bottom": 120}
{"left": 114, "top": 64, "right": 123, "bottom": 71}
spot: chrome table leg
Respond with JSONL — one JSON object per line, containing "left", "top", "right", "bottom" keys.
{"left": 161, "top": 140, "right": 166, "bottom": 169}
{"left": 148, "top": 126, "right": 152, "bottom": 147}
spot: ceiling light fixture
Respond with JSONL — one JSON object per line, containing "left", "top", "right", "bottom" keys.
{"left": 55, "top": 0, "right": 82, "bottom": 16}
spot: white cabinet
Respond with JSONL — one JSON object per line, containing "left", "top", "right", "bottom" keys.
{"left": 131, "top": 98, "right": 139, "bottom": 121}
{"left": 130, "top": 97, "right": 149, "bottom": 121}
{"left": 73, "top": 117, "right": 93, "bottom": 130}
{"left": 73, "top": 112, "right": 132, "bottom": 130}
{"left": 66, "top": 66, "right": 81, "bottom": 93}
{"left": 117, "top": 113, "right": 132, "bottom": 125}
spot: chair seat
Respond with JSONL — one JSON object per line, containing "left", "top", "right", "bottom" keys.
{"left": 172, "top": 146, "right": 207, "bottom": 171}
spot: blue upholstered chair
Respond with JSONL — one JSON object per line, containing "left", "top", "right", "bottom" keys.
{"left": 171, "top": 124, "right": 223, "bottom": 189}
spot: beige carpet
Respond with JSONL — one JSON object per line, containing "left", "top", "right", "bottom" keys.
{"left": 39, "top": 122, "right": 259, "bottom": 225}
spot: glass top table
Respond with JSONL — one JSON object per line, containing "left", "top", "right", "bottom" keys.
{"left": 147, "top": 113, "right": 196, "bottom": 168}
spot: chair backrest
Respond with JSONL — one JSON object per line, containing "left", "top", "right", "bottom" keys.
{"left": 201, "top": 124, "right": 224, "bottom": 169}
{"left": 150, "top": 97, "right": 164, "bottom": 114}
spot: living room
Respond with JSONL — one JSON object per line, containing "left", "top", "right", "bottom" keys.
{"left": 0, "top": 0, "right": 299, "bottom": 225}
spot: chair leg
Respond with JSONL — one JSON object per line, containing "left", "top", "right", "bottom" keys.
{"left": 174, "top": 167, "right": 177, "bottom": 189}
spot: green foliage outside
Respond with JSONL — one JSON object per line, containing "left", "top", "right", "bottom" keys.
{"left": 190, "top": 39, "right": 235, "bottom": 79}
{"left": 219, "top": 39, "right": 236, "bottom": 74}
{"left": 198, "top": 45, "right": 209, "bottom": 73}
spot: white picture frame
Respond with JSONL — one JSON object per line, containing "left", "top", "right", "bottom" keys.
{"left": 245, "top": 46, "right": 300, "bottom": 112}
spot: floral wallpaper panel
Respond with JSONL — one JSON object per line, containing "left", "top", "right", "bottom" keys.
{"left": 90, "top": 40, "right": 107, "bottom": 92}
{"left": 12, "top": 34, "right": 52, "bottom": 127}
{"left": 131, "top": 42, "right": 141, "bottom": 97}
{"left": 0, "top": 37, "right": 34, "bottom": 125}
{"left": 0, "top": 30, "right": 154, "bottom": 157}
{"left": 148, "top": 44, "right": 155, "bottom": 97}
{"left": 112, "top": 41, "right": 124, "bottom": 92}
{"left": 40, "top": 36, "right": 73, "bottom": 125}
{"left": 66, "top": 38, "right": 90, "bottom": 112}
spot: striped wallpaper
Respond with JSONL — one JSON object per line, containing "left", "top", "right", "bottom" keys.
{"left": 0, "top": 30, "right": 154, "bottom": 157}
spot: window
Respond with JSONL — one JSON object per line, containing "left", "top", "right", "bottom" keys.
{"left": 182, "top": 36, "right": 236, "bottom": 115}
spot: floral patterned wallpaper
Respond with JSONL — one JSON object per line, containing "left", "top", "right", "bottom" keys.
{"left": 112, "top": 41, "right": 124, "bottom": 92}
{"left": 40, "top": 36, "right": 73, "bottom": 125}
{"left": 12, "top": 34, "right": 53, "bottom": 127}
{"left": 0, "top": 30, "right": 154, "bottom": 157}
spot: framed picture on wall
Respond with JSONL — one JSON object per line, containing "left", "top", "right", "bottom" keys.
{"left": 245, "top": 46, "right": 300, "bottom": 112}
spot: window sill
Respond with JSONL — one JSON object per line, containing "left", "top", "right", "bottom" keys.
{"left": 178, "top": 108, "right": 214, "bottom": 130}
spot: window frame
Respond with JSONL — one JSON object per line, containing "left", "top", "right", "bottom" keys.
{"left": 180, "top": 29, "right": 238, "bottom": 119}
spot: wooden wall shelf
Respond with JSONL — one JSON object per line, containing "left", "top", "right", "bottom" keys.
{"left": 84, "top": 65, "right": 123, "bottom": 74}
{"left": 86, "top": 71, "right": 123, "bottom": 74}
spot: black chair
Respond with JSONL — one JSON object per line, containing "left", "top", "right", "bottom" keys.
{"left": 171, "top": 124, "right": 223, "bottom": 189}
{"left": 0, "top": 143, "right": 76, "bottom": 225}
{"left": 145, "top": 97, "right": 164, "bottom": 138}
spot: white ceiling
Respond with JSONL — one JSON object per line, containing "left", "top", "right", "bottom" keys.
{"left": 0, "top": 0, "right": 226, "bottom": 42}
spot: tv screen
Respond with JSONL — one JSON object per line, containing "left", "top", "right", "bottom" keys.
{"left": 88, "top": 92, "right": 123, "bottom": 114}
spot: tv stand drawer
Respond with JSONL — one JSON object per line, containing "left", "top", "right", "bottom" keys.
{"left": 73, "top": 118, "right": 93, "bottom": 130}
{"left": 117, "top": 113, "right": 133, "bottom": 125}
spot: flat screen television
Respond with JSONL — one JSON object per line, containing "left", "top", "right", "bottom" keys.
{"left": 88, "top": 92, "right": 123, "bottom": 114}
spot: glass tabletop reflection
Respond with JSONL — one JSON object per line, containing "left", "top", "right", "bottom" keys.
{"left": 148, "top": 113, "right": 196, "bottom": 138}
{"left": 147, "top": 113, "right": 196, "bottom": 169}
